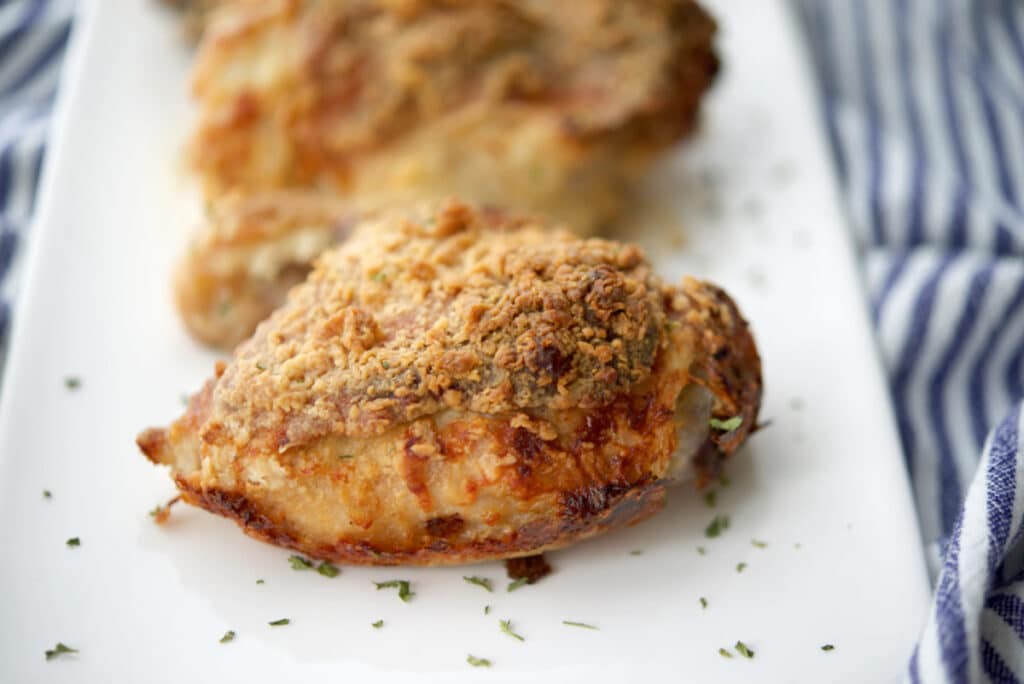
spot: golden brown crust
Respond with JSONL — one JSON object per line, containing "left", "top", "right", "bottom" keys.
{"left": 211, "top": 200, "right": 668, "bottom": 451}
{"left": 187, "top": 0, "right": 718, "bottom": 231}
{"left": 139, "top": 201, "right": 760, "bottom": 566}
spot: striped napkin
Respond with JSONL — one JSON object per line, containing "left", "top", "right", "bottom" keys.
{"left": 796, "top": 0, "right": 1024, "bottom": 680}
{"left": 1, "top": 0, "right": 1022, "bottom": 680}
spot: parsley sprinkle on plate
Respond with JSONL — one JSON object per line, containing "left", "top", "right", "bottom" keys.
{"left": 372, "top": 620, "right": 384, "bottom": 629}
{"left": 66, "top": 537, "right": 80, "bottom": 547}
{"left": 268, "top": 618, "right": 290, "bottom": 627}
{"left": 467, "top": 655, "right": 492, "bottom": 667}
{"left": 316, "top": 561, "right": 340, "bottom": 578}
{"left": 288, "top": 555, "right": 313, "bottom": 570}
{"left": 45, "top": 643, "right": 78, "bottom": 661}
{"left": 736, "top": 562, "right": 747, "bottom": 573}
{"left": 735, "top": 641, "right": 755, "bottom": 658}
{"left": 220, "top": 630, "right": 235, "bottom": 643}
{"left": 821, "top": 644, "right": 835, "bottom": 652}
{"left": 42, "top": 490, "right": 51, "bottom": 499}
{"left": 751, "top": 539, "right": 767, "bottom": 548}
{"left": 629, "top": 549, "right": 643, "bottom": 556}
{"left": 562, "top": 620, "right": 598, "bottom": 630}
{"left": 463, "top": 576, "right": 492, "bottom": 592}
{"left": 718, "top": 648, "right": 733, "bottom": 658}
{"left": 507, "top": 577, "right": 529, "bottom": 592}
{"left": 64, "top": 377, "right": 81, "bottom": 391}
{"left": 374, "top": 579, "right": 414, "bottom": 602}
{"left": 499, "top": 619, "right": 525, "bottom": 641}
{"left": 704, "top": 514, "right": 730, "bottom": 538}
{"left": 700, "top": 597, "right": 708, "bottom": 609}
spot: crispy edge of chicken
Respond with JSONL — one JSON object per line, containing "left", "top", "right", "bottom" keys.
{"left": 139, "top": 200, "right": 761, "bottom": 566}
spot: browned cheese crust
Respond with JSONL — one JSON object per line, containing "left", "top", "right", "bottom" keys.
{"left": 140, "top": 201, "right": 760, "bottom": 565}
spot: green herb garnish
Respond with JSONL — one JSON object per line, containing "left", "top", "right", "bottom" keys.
{"left": 372, "top": 620, "right": 384, "bottom": 629}
{"left": 719, "top": 648, "right": 733, "bottom": 658}
{"left": 288, "top": 555, "right": 314, "bottom": 570}
{"left": 64, "top": 377, "right": 81, "bottom": 391}
{"left": 45, "top": 643, "right": 78, "bottom": 660}
{"left": 484, "top": 605, "right": 491, "bottom": 615}
{"left": 317, "top": 561, "right": 340, "bottom": 578}
{"left": 703, "top": 490, "right": 717, "bottom": 507}
{"left": 220, "top": 630, "right": 235, "bottom": 643}
{"left": 736, "top": 562, "right": 747, "bottom": 573}
{"left": 372, "top": 271, "right": 387, "bottom": 282}
{"left": 499, "top": 619, "right": 525, "bottom": 642}
{"left": 43, "top": 490, "right": 51, "bottom": 498}
{"left": 629, "top": 549, "right": 643, "bottom": 556}
{"left": 338, "top": 454, "right": 354, "bottom": 460}
{"left": 735, "top": 641, "right": 755, "bottom": 658}
{"left": 751, "top": 540, "right": 767, "bottom": 548}
{"left": 66, "top": 537, "right": 80, "bottom": 547}
{"left": 256, "top": 579, "right": 265, "bottom": 584}
{"left": 463, "top": 576, "right": 492, "bottom": 592}
{"left": 381, "top": 360, "right": 390, "bottom": 369}
{"left": 562, "top": 620, "right": 598, "bottom": 630}
{"left": 821, "top": 644, "right": 835, "bottom": 652}
{"left": 709, "top": 416, "right": 743, "bottom": 432}
{"left": 699, "top": 597, "right": 708, "bottom": 609}
{"left": 375, "top": 580, "right": 414, "bottom": 602}
{"left": 704, "top": 514, "right": 730, "bottom": 538}
{"left": 467, "top": 655, "right": 492, "bottom": 668}
{"left": 507, "top": 577, "right": 529, "bottom": 592}
{"left": 697, "top": 546, "right": 707, "bottom": 555}
{"left": 268, "top": 618, "right": 290, "bottom": 627}
{"left": 255, "top": 362, "right": 267, "bottom": 371}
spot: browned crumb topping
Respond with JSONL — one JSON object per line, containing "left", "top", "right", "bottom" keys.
{"left": 505, "top": 554, "right": 552, "bottom": 584}
{"left": 201, "top": 200, "right": 670, "bottom": 452}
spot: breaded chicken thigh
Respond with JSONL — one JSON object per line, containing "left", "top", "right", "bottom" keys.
{"left": 139, "top": 201, "right": 761, "bottom": 565}
{"left": 176, "top": 0, "right": 719, "bottom": 348}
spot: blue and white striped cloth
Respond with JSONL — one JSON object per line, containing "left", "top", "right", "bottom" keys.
{"left": 0, "top": 0, "right": 1022, "bottom": 681}
{"left": 796, "top": 0, "right": 1024, "bottom": 680}
{"left": 0, "top": 0, "right": 71, "bottom": 371}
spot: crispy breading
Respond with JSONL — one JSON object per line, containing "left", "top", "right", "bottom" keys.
{"left": 139, "top": 201, "right": 761, "bottom": 565}
{"left": 176, "top": 0, "right": 718, "bottom": 348}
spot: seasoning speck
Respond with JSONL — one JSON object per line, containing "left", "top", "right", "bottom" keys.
{"left": 288, "top": 555, "right": 314, "bottom": 570}
{"left": 629, "top": 549, "right": 643, "bottom": 556}
{"left": 374, "top": 579, "right": 414, "bottom": 602}
{"left": 499, "top": 619, "right": 525, "bottom": 642}
{"left": 704, "top": 514, "right": 730, "bottom": 538}
{"left": 735, "top": 641, "right": 755, "bottom": 659}
{"left": 64, "top": 377, "right": 81, "bottom": 391}
{"left": 268, "top": 618, "right": 290, "bottom": 627}
{"left": 703, "top": 490, "right": 717, "bottom": 507}
{"left": 562, "top": 620, "right": 598, "bottom": 630}
{"left": 736, "top": 562, "right": 747, "bottom": 573}
{"left": 700, "top": 597, "right": 708, "bottom": 609}
{"left": 821, "top": 644, "right": 835, "bottom": 652}
{"left": 220, "top": 630, "right": 235, "bottom": 643}
{"left": 45, "top": 643, "right": 78, "bottom": 661}
{"left": 751, "top": 540, "right": 767, "bottom": 549}
{"left": 719, "top": 648, "right": 733, "bottom": 659}
{"left": 256, "top": 579, "right": 265, "bottom": 585}
{"left": 66, "top": 537, "right": 80, "bottom": 547}
{"left": 709, "top": 416, "right": 742, "bottom": 432}
{"left": 697, "top": 546, "right": 707, "bottom": 555}
{"left": 372, "top": 620, "right": 384, "bottom": 629}
{"left": 467, "top": 655, "right": 492, "bottom": 668}
{"left": 43, "top": 490, "right": 51, "bottom": 499}
{"left": 316, "top": 561, "right": 340, "bottom": 578}
{"left": 507, "top": 577, "right": 529, "bottom": 592}
{"left": 463, "top": 576, "right": 492, "bottom": 592}
{"left": 484, "top": 605, "right": 491, "bottom": 615}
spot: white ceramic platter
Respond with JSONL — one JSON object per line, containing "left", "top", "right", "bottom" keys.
{"left": 0, "top": 1, "right": 931, "bottom": 681}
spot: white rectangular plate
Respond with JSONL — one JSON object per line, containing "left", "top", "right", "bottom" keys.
{"left": 0, "top": 1, "right": 931, "bottom": 682}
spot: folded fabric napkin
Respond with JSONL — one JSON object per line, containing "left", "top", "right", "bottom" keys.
{"left": 796, "top": 0, "right": 1024, "bottom": 680}
{"left": 1, "top": 0, "right": 1022, "bottom": 680}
